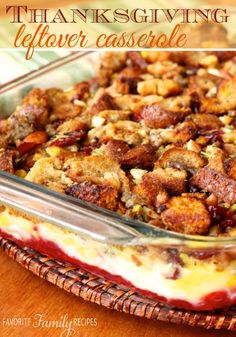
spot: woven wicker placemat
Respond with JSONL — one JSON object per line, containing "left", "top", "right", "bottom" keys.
{"left": 1, "top": 236, "right": 236, "bottom": 331}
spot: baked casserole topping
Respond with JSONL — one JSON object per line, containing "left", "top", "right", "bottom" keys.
{"left": 1, "top": 51, "right": 236, "bottom": 237}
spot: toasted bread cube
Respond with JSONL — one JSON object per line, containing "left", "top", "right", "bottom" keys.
{"left": 66, "top": 181, "right": 118, "bottom": 211}
{"left": 138, "top": 79, "right": 181, "bottom": 97}
{"left": 193, "top": 113, "right": 223, "bottom": 130}
{"left": 160, "top": 121, "right": 197, "bottom": 144}
{"left": 192, "top": 167, "right": 236, "bottom": 205}
{"left": 225, "top": 157, "right": 236, "bottom": 180}
{"left": 161, "top": 196, "right": 211, "bottom": 235}
{"left": 134, "top": 172, "right": 168, "bottom": 208}
{"left": 153, "top": 167, "right": 187, "bottom": 195}
{"left": 158, "top": 148, "right": 205, "bottom": 171}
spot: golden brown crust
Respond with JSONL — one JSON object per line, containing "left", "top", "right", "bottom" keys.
{"left": 158, "top": 148, "right": 205, "bottom": 171}
{"left": 201, "top": 78, "right": 236, "bottom": 114}
{"left": 87, "top": 120, "right": 149, "bottom": 146}
{"left": 120, "top": 144, "right": 156, "bottom": 169}
{"left": 7, "top": 89, "right": 49, "bottom": 143}
{"left": 138, "top": 79, "right": 181, "bottom": 97}
{"left": 223, "top": 144, "right": 236, "bottom": 156}
{"left": 134, "top": 172, "right": 168, "bottom": 208}
{"left": 160, "top": 121, "right": 197, "bottom": 145}
{"left": 46, "top": 88, "right": 85, "bottom": 121}
{"left": 193, "top": 114, "right": 223, "bottom": 130}
{"left": 104, "top": 140, "right": 130, "bottom": 162}
{"left": 104, "top": 141, "right": 156, "bottom": 170}
{"left": 191, "top": 167, "right": 236, "bottom": 205}
{"left": 161, "top": 196, "right": 211, "bottom": 235}
{"left": 225, "top": 158, "right": 236, "bottom": 180}
{"left": 206, "top": 146, "right": 226, "bottom": 174}
{"left": 147, "top": 60, "right": 183, "bottom": 77}
{"left": 2, "top": 51, "right": 236, "bottom": 237}
{"left": 25, "top": 157, "right": 73, "bottom": 193}
{"left": 187, "top": 73, "right": 220, "bottom": 96}
{"left": 90, "top": 93, "right": 118, "bottom": 115}
{"left": 153, "top": 167, "right": 187, "bottom": 195}
{"left": 56, "top": 118, "right": 88, "bottom": 135}
{"left": 65, "top": 181, "right": 118, "bottom": 211}
{"left": 141, "top": 104, "right": 186, "bottom": 129}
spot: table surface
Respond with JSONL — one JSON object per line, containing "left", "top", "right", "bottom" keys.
{"left": 0, "top": 251, "right": 234, "bottom": 337}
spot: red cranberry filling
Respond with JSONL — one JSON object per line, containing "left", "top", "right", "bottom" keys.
{"left": 131, "top": 111, "right": 142, "bottom": 122}
{"left": 208, "top": 205, "right": 236, "bottom": 233}
{"left": 50, "top": 130, "right": 86, "bottom": 147}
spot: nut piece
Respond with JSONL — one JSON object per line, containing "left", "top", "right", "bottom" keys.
{"left": 158, "top": 148, "right": 205, "bottom": 171}
{"left": 161, "top": 196, "right": 211, "bottom": 235}
{"left": 191, "top": 167, "right": 236, "bottom": 205}
{"left": 65, "top": 181, "right": 118, "bottom": 211}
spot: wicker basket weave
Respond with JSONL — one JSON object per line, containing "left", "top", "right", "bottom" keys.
{"left": 1, "top": 236, "right": 236, "bottom": 331}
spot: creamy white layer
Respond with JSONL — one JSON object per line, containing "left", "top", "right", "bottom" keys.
{"left": 1, "top": 207, "right": 236, "bottom": 306}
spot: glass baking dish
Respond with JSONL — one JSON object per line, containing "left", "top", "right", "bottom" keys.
{"left": 0, "top": 51, "right": 236, "bottom": 312}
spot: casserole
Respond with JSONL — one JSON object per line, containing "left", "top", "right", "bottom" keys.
{"left": 0, "top": 51, "right": 236, "bottom": 311}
